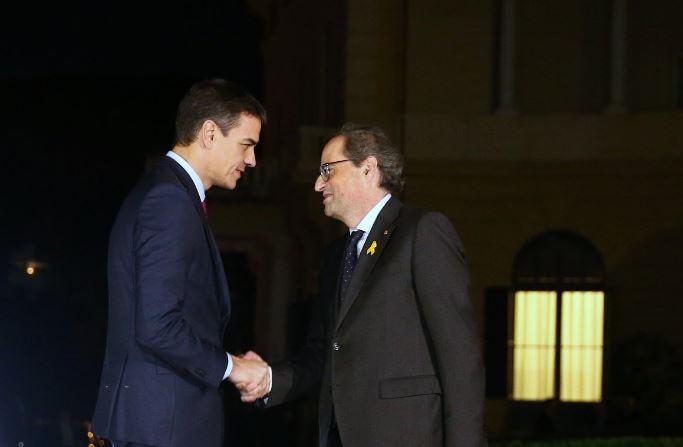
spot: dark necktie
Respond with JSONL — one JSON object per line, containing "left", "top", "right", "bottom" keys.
{"left": 339, "top": 230, "right": 364, "bottom": 304}
{"left": 201, "top": 200, "right": 209, "bottom": 219}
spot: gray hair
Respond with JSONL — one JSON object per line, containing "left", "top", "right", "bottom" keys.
{"left": 334, "top": 123, "right": 405, "bottom": 195}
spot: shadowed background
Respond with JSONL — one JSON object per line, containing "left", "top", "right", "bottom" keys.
{"left": 1, "top": 0, "right": 682, "bottom": 445}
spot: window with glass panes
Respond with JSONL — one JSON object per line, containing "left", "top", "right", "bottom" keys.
{"left": 510, "top": 231, "right": 605, "bottom": 403}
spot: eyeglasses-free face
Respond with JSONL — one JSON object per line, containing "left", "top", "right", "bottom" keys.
{"left": 318, "top": 159, "right": 351, "bottom": 182}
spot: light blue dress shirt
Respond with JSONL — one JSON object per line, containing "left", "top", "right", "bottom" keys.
{"left": 166, "top": 151, "right": 206, "bottom": 202}
{"left": 165, "top": 151, "right": 233, "bottom": 380}
{"left": 263, "top": 193, "right": 393, "bottom": 401}
{"left": 351, "top": 193, "right": 392, "bottom": 255}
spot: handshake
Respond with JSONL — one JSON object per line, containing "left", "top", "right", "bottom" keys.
{"left": 227, "top": 351, "right": 270, "bottom": 402}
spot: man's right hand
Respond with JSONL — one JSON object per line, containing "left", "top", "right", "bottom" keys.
{"left": 228, "top": 354, "right": 270, "bottom": 402}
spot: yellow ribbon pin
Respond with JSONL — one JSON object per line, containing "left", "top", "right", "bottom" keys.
{"left": 366, "top": 240, "right": 377, "bottom": 255}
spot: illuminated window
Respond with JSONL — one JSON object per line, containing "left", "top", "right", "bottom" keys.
{"left": 678, "top": 56, "right": 683, "bottom": 108}
{"left": 560, "top": 291, "right": 604, "bottom": 402}
{"left": 512, "top": 291, "right": 556, "bottom": 400}
{"left": 511, "top": 231, "right": 605, "bottom": 403}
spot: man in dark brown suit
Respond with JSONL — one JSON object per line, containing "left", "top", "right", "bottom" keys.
{"left": 242, "top": 123, "right": 486, "bottom": 447}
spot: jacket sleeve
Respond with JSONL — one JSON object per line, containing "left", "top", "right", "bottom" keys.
{"left": 266, "top": 294, "right": 327, "bottom": 406}
{"left": 412, "top": 212, "right": 487, "bottom": 447}
{"left": 265, "top": 241, "right": 340, "bottom": 406}
{"left": 133, "top": 183, "right": 228, "bottom": 388}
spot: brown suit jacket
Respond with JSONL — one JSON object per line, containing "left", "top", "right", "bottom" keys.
{"left": 268, "top": 197, "right": 486, "bottom": 446}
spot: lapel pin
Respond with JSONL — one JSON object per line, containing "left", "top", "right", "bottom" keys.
{"left": 383, "top": 230, "right": 388, "bottom": 235}
{"left": 367, "top": 240, "right": 377, "bottom": 256}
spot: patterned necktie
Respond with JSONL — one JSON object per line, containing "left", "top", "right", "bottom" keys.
{"left": 201, "top": 200, "right": 209, "bottom": 219}
{"left": 339, "top": 230, "right": 364, "bottom": 304}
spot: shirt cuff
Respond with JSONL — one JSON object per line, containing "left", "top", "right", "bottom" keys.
{"left": 263, "top": 368, "right": 273, "bottom": 405}
{"left": 223, "top": 353, "right": 233, "bottom": 380}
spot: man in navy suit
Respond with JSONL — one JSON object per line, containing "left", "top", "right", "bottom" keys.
{"left": 92, "top": 79, "right": 270, "bottom": 447}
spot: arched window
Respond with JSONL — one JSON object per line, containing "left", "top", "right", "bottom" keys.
{"left": 510, "top": 230, "right": 605, "bottom": 402}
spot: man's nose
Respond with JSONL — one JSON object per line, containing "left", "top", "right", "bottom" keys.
{"left": 245, "top": 147, "right": 256, "bottom": 167}
{"left": 314, "top": 175, "right": 325, "bottom": 192}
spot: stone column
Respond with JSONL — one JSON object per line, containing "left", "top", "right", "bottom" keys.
{"left": 605, "top": 0, "right": 628, "bottom": 113}
{"left": 496, "top": 0, "right": 517, "bottom": 114}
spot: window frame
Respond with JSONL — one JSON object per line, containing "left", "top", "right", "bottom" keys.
{"left": 508, "top": 283, "right": 607, "bottom": 403}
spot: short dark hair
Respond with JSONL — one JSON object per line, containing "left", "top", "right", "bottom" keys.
{"left": 335, "top": 123, "right": 405, "bottom": 195}
{"left": 175, "top": 79, "right": 267, "bottom": 146}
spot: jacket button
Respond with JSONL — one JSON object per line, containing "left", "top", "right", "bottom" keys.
{"left": 332, "top": 342, "right": 340, "bottom": 351}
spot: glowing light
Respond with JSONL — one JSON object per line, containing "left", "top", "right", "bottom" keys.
{"left": 560, "top": 291, "right": 604, "bottom": 402}
{"left": 26, "top": 266, "right": 35, "bottom": 275}
{"left": 513, "top": 290, "right": 605, "bottom": 402}
{"left": 512, "top": 291, "right": 557, "bottom": 400}
{"left": 87, "top": 431, "right": 94, "bottom": 438}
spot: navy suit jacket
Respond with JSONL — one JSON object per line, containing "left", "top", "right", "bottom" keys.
{"left": 93, "top": 157, "right": 231, "bottom": 447}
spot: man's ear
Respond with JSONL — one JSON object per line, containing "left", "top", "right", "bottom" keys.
{"left": 364, "top": 156, "right": 379, "bottom": 177}
{"left": 199, "top": 120, "right": 217, "bottom": 149}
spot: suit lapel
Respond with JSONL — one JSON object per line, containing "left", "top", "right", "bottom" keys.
{"left": 164, "top": 157, "right": 231, "bottom": 323}
{"left": 335, "top": 197, "right": 402, "bottom": 330}
{"left": 164, "top": 157, "right": 205, "bottom": 220}
{"left": 202, "top": 221, "right": 232, "bottom": 326}
{"left": 325, "top": 237, "right": 346, "bottom": 330}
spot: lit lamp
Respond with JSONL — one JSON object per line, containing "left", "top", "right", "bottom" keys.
{"left": 24, "top": 260, "right": 45, "bottom": 277}
{"left": 84, "top": 421, "right": 107, "bottom": 447}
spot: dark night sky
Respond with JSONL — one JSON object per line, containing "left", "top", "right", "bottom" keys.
{"left": 0, "top": 0, "right": 265, "bottom": 427}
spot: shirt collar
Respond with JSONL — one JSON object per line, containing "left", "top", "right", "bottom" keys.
{"left": 166, "top": 151, "right": 206, "bottom": 202}
{"left": 352, "top": 193, "right": 392, "bottom": 234}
